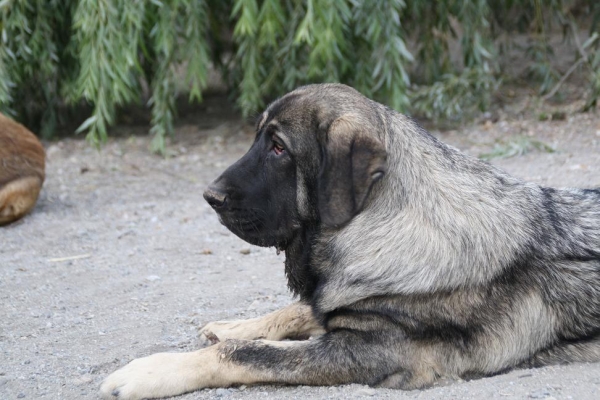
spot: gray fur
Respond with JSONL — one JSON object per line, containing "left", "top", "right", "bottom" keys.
{"left": 255, "top": 85, "right": 600, "bottom": 386}
{"left": 207, "top": 83, "right": 600, "bottom": 388}
{"left": 101, "top": 84, "right": 600, "bottom": 399}
{"left": 184, "top": 84, "right": 600, "bottom": 389}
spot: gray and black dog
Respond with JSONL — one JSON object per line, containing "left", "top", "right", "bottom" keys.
{"left": 101, "top": 84, "right": 600, "bottom": 399}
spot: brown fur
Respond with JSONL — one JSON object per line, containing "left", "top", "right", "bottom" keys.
{"left": 198, "top": 302, "right": 325, "bottom": 344}
{"left": 0, "top": 113, "right": 45, "bottom": 225}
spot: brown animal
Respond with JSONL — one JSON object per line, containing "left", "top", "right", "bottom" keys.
{"left": 0, "top": 113, "right": 45, "bottom": 225}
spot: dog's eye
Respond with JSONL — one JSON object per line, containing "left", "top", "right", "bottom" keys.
{"left": 273, "top": 141, "right": 285, "bottom": 155}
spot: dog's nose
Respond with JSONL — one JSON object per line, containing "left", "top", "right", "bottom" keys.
{"left": 203, "top": 187, "right": 227, "bottom": 209}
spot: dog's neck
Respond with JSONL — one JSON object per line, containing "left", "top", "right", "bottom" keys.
{"left": 284, "top": 226, "right": 321, "bottom": 301}
{"left": 310, "top": 112, "right": 539, "bottom": 312}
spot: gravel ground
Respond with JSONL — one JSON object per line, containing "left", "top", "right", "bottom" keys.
{"left": 1, "top": 100, "right": 600, "bottom": 400}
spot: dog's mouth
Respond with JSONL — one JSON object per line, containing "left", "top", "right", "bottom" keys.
{"left": 217, "top": 213, "right": 259, "bottom": 232}
{"left": 215, "top": 212, "right": 275, "bottom": 247}
{"left": 215, "top": 211, "right": 291, "bottom": 253}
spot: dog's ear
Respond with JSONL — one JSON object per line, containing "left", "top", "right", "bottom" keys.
{"left": 318, "top": 115, "right": 387, "bottom": 228}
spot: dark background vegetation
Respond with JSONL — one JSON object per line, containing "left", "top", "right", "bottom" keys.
{"left": 0, "top": 0, "right": 599, "bottom": 153}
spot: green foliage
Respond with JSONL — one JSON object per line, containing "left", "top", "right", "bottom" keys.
{"left": 479, "top": 135, "right": 555, "bottom": 161}
{"left": 523, "top": 0, "right": 561, "bottom": 95}
{"left": 409, "top": 0, "right": 499, "bottom": 122}
{"left": 0, "top": 0, "right": 599, "bottom": 152}
{"left": 412, "top": 67, "right": 499, "bottom": 121}
{"left": 230, "top": 0, "right": 412, "bottom": 117}
{"left": 69, "top": 0, "right": 210, "bottom": 153}
{"left": 0, "top": 0, "right": 75, "bottom": 138}
{"left": 72, "top": 0, "right": 145, "bottom": 145}
{"left": 584, "top": 31, "right": 600, "bottom": 111}
{"left": 351, "top": 0, "right": 412, "bottom": 111}
{"left": 231, "top": 0, "right": 261, "bottom": 116}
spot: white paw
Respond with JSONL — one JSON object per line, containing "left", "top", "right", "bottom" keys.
{"left": 100, "top": 352, "right": 202, "bottom": 400}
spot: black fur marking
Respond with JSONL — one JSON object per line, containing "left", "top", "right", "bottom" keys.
{"left": 541, "top": 187, "right": 565, "bottom": 237}
{"left": 324, "top": 306, "right": 475, "bottom": 351}
{"left": 284, "top": 227, "right": 321, "bottom": 300}
{"left": 226, "top": 330, "right": 401, "bottom": 386}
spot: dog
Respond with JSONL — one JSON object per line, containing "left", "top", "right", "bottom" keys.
{"left": 101, "top": 83, "right": 600, "bottom": 399}
{"left": 0, "top": 113, "right": 45, "bottom": 225}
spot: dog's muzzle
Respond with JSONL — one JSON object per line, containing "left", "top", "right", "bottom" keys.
{"left": 203, "top": 186, "right": 227, "bottom": 210}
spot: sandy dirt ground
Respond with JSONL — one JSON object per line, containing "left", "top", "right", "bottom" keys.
{"left": 1, "top": 96, "right": 600, "bottom": 400}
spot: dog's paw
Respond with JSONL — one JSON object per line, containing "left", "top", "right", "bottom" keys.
{"left": 100, "top": 352, "right": 201, "bottom": 400}
{"left": 198, "top": 320, "right": 262, "bottom": 346}
{"left": 198, "top": 322, "right": 223, "bottom": 347}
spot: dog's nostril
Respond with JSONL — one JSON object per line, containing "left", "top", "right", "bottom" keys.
{"left": 203, "top": 188, "right": 227, "bottom": 209}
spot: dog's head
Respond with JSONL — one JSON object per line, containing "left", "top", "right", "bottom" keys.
{"left": 203, "top": 84, "right": 387, "bottom": 249}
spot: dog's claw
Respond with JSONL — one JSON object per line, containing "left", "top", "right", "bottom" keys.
{"left": 205, "top": 331, "right": 220, "bottom": 343}
{"left": 111, "top": 389, "right": 120, "bottom": 398}
{"left": 198, "top": 329, "right": 220, "bottom": 347}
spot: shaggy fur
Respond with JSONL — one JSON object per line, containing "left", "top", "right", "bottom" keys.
{"left": 0, "top": 113, "right": 45, "bottom": 225}
{"left": 101, "top": 84, "right": 600, "bottom": 400}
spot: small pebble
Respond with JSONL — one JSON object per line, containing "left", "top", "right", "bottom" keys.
{"left": 215, "top": 388, "right": 231, "bottom": 397}
{"left": 73, "top": 374, "right": 93, "bottom": 385}
{"left": 529, "top": 388, "right": 551, "bottom": 398}
{"left": 146, "top": 275, "right": 161, "bottom": 282}
{"left": 240, "top": 248, "right": 251, "bottom": 255}
{"left": 355, "top": 387, "right": 378, "bottom": 396}
{"left": 17, "top": 393, "right": 25, "bottom": 399}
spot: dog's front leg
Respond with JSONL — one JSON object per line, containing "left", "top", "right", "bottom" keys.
{"left": 199, "top": 301, "right": 324, "bottom": 345}
{"left": 100, "top": 330, "right": 404, "bottom": 400}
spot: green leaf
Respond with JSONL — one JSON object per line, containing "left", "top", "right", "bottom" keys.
{"left": 75, "top": 115, "right": 97, "bottom": 134}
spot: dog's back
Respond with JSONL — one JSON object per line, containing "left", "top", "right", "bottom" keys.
{"left": 0, "top": 113, "right": 45, "bottom": 225}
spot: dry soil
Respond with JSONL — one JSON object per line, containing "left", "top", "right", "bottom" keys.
{"left": 1, "top": 97, "right": 600, "bottom": 400}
